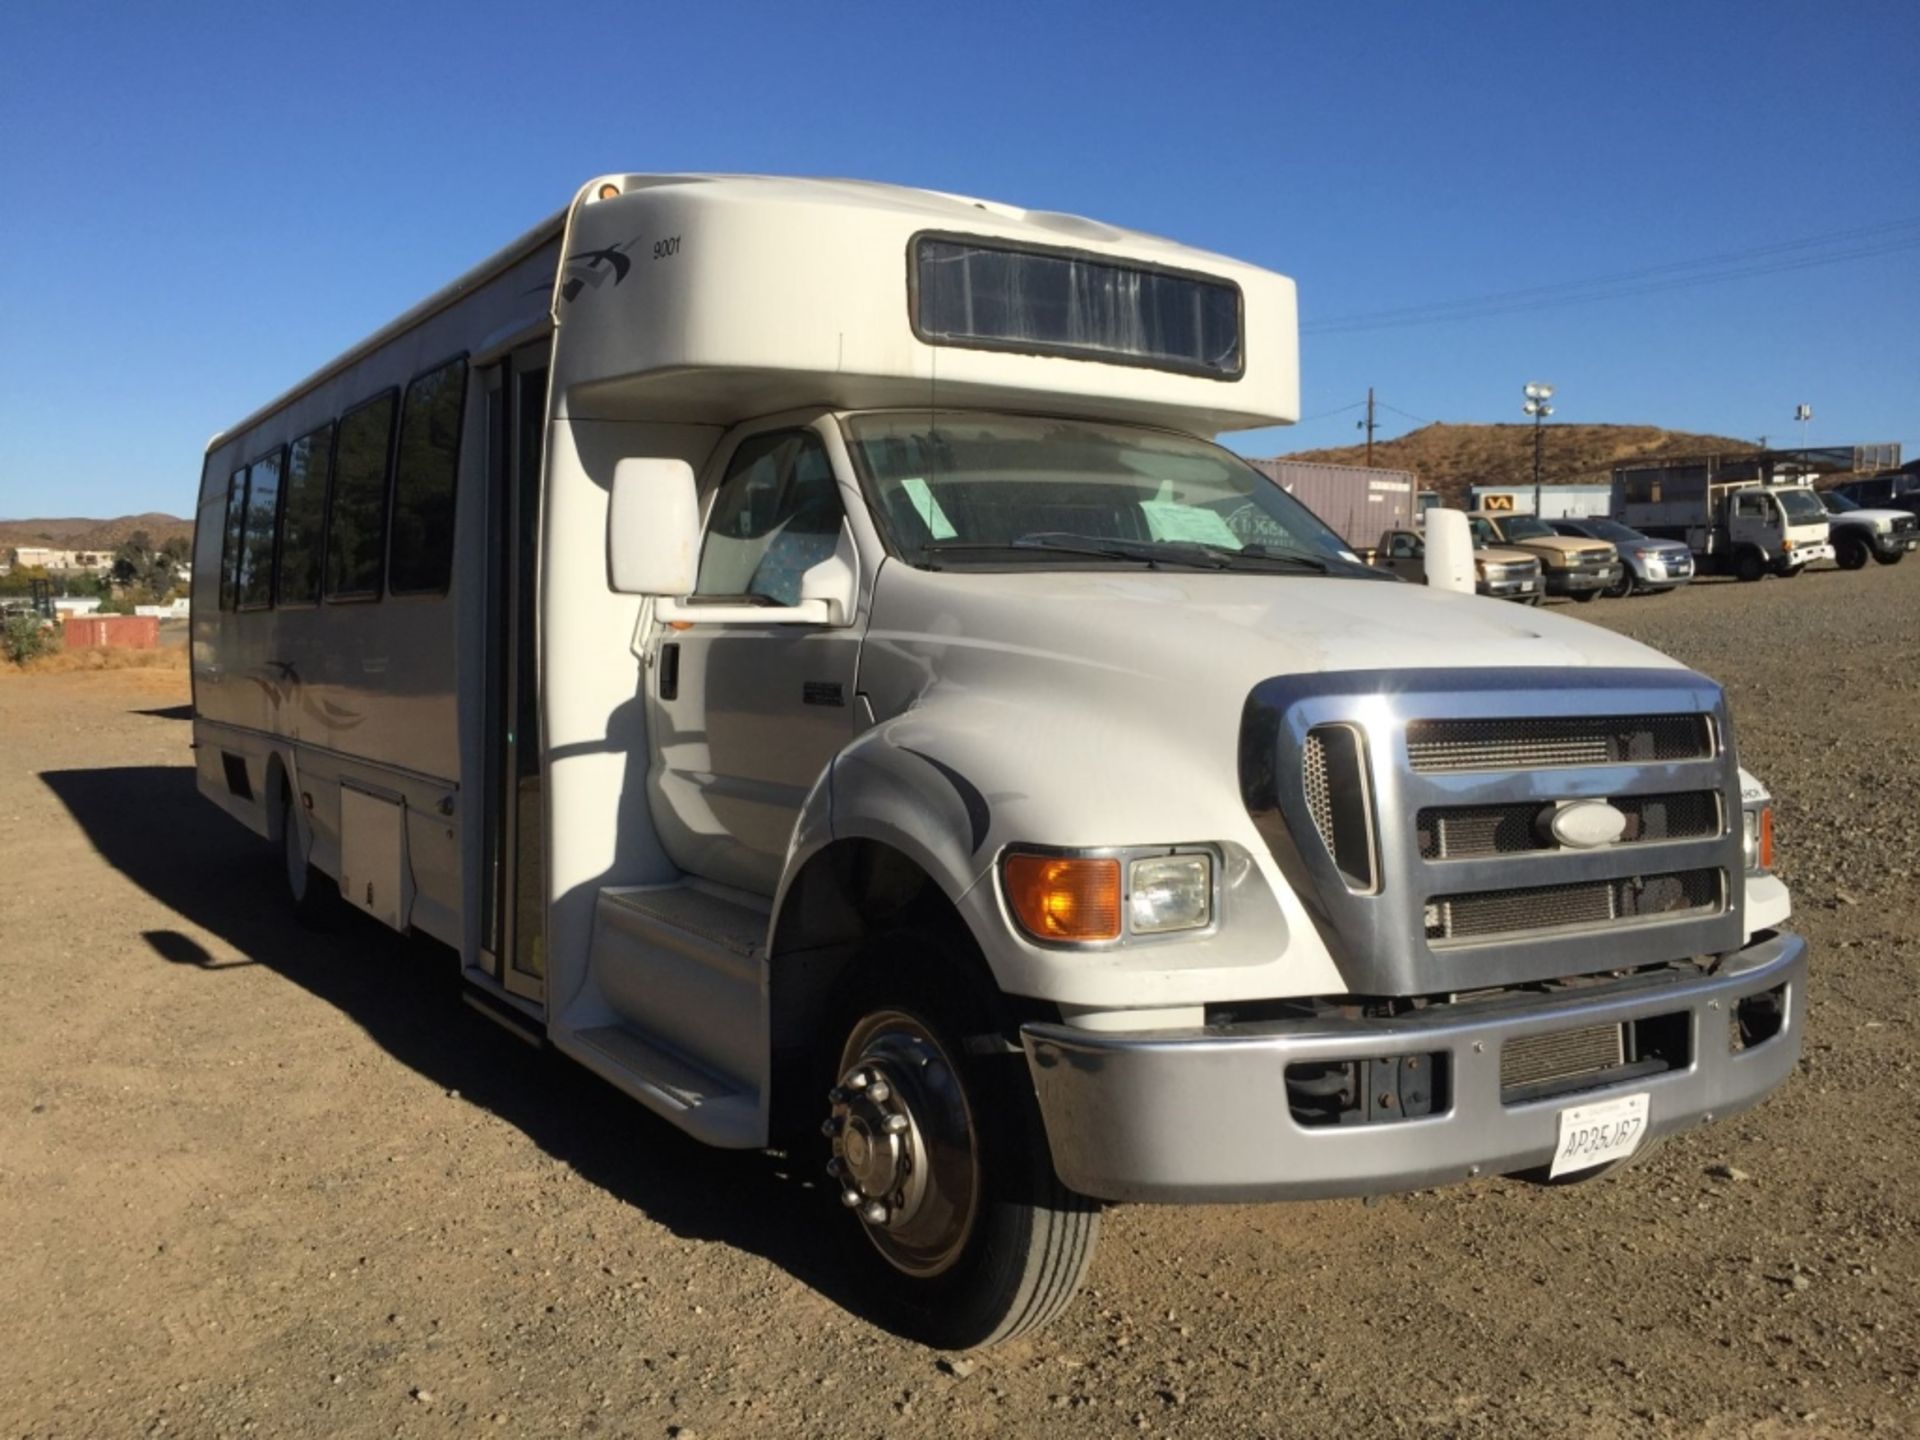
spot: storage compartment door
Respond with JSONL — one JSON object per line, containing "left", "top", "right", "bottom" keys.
{"left": 339, "top": 785, "right": 413, "bottom": 931}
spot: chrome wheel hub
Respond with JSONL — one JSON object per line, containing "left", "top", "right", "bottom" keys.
{"left": 825, "top": 1010, "right": 979, "bottom": 1278}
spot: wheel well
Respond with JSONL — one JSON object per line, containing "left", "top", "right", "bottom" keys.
{"left": 766, "top": 839, "right": 999, "bottom": 1138}
{"left": 263, "top": 753, "right": 292, "bottom": 843}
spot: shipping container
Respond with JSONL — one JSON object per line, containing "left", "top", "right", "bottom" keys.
{"left": 1470, "top": 483, "right": 1613, "bottom": 519}
{"left": 1249, "top": 460, "right": 1415, "bottom": 545}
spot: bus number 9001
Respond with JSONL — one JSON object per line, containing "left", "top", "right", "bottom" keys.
{"left": 653, "top": 236, "right": 681, "bottom": 261}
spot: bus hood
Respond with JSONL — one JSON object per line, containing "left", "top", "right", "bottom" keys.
{"left": 860, "top": 564, "right": 1683, "bottom": 719}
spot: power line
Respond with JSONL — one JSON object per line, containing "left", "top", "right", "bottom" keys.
{"left": 1304, "top": 218, "right": 1920, "bottom": 335}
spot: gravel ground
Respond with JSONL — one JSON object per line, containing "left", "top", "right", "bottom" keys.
{"left": 1, "top": 565, "right": 1916, "bottom": 1439}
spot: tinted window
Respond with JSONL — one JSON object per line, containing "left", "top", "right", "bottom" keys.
{"left": 219, "top": 468, "right": 248, "bottom": 610}
{"left": 914, "top": 237, "right": 1243, "bottom": 378}
{"left": 388, "top": 359, "right": 467, "bottom": 594}
{"left": 237, "top": 449, "right": 282, "bottom": 609}
{"left": 696, "top": 431, "right": 845, "bottom": 606}
{"left": 278, "top": 425, "right": 332, "bottom": 605}
{"left": 326, "top": 392, "right": 395, "bottom": 598}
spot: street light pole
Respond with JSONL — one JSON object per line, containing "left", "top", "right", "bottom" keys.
{"left": 1524, "top": 382, "right": 1555, "bottom": 516}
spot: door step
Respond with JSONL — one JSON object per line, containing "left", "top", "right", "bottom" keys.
{"left": 556, "top": 1024, "right": 761, "bottom": 1148}
{"left": 461, "top": 978, "right": 545, "bottom": 1048}
{"left": 579, "top": 880, "right": 771, "bottom": 1148}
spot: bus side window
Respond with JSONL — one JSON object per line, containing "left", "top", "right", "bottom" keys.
{"left": 326, "top": 391, "right": 398, "bottom": 600}
{"left": 237, "top": 448, "right": 283, "bottom": 610}
{"left": 220, "top": 466, "right": 248, "bottom": 611}
{"left": 388, "top": 358, "right": 468, "bottom": 595}
{"left": 278, "top": 424, "right": 333, "bottom": 606}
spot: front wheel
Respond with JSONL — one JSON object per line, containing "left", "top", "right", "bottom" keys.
{"left": 1605, "top": 570, "right": 1635, "bottom": 599}
{"left": 1775, "top": 558, "right": 1803, "bottom": 578}
{"left": 1836, "top": 535, "right": 1870, "bottom": 570}
{"left": 1571, "top": 589, "right": 1598, "bottom": 604}
{"left": 1734, "top": 550, "right": 1766, "bottom": 583}
{"left": 821, "top": 938, "right": 1100, "bottom": 1348}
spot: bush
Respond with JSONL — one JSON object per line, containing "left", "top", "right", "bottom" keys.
{"left": 4, "top": 614, "right": 59, "bottom": 665}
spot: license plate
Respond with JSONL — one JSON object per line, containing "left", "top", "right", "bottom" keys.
{"left": 1905, "top": 539, "right": 1918, "bottom": 552}
{"left": 1549, "top": 1092, "right": 1650, "bottom": 1178}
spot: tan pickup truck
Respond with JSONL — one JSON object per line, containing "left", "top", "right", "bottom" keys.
{"left": 1467, "top": 513, "right": 1622, "bottom": 603}
{"left": 1375, "top": 526, "right": 1544, "bottom": 603}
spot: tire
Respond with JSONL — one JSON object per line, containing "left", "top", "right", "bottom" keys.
{"left": 819, "top": 932, "right": 1100, "bottom": 1349}
{"left": 1509, "top": 1134, "right": 1667, "bottom": 1187}
{"left": 280, "top": 778, "right": 342, "bottom": 928}
{"left": 1734, "top": 550, "right": 1765, "bottom": 583}
{"left": 1605, "top": 570, "right": 1635, "bottom": 599}
{"left": 1836, "top": 535, "right": 1871, "bottom": 571}
{"left": 1775, "top": 558, "right": 1803, "bottom": 578}
{"left": 1872, "top": 547, "right": 1904, "bottom": 566}
{"left": 1571, "top": 589, "right": 1598, "bottom": 604}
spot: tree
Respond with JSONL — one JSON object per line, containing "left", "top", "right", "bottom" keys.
{"left": 160, "top": 535, "right": 191, "bottom": 565}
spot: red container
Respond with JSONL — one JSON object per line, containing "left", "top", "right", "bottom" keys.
{"left": 63, "top": 615, "right": 160, "bottom": 650}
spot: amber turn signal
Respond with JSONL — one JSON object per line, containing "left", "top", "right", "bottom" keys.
{"left": 1758, "top": 806, "right": 1774, "bottom": 872}
{"left": 1004, "top": 854, "right": 1122, "bottom": 942}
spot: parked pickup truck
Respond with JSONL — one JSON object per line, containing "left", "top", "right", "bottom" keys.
{"left": 1468, "top": 513, "right": 1623, "bottom": 602}
{"left": 1375, "top": 525, "right": 1543, "bottom": 602}
{"left": 1816, "top": 490, "right": 1919, "bottom": 569}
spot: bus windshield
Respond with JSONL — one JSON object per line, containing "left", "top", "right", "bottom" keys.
{"left": 841, "top": 412, "right": 1381, "bottom": 577}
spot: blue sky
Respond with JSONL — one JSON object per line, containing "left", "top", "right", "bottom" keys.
{"left": 2, "top": 0, "right": 1915, "bottom": 519}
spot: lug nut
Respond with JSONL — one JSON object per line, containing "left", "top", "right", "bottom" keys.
{"left": 827, "top": 1086, "right": 847, "bottom": 1105}
{"left": 820, "top": 1116, "right": 842, "bottom": 1137}
{"left": 867, "top": 1080, "right": 892, "bottom": 1103}
{"left": 840, "top": 1188, "right": 862, "bottom": 1208}
{"left": 846, "top": 1070, "right": 870, "bottom": 1091}
{"left": 882, "top": 1113, "right": 909, "bottom": 1134}
{"left": 825, "top": 1157, "right": 843, "bottom": 1178}
{"left": 859, "top": 1201, "right": 888, "bottom": 1225}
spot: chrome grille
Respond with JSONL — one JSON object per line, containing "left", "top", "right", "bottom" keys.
{"left": 1405, "top": 715, "right": 1712, "bottom": 773}
{"left": 1502, "top": 1024, "right": 1625, "bottom": 1091}
{"left": 1303, "top": 730, "right": 1332, "bottom": 841}
{"left": 1427, "top": 868, "right": 1723, "bottom": 945}
{"left": 1417, "top": 791, "right": 1720, "bottom": 859}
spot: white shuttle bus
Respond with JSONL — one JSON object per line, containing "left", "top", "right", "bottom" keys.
{"left": 193, "top": 175, "right": 1805, "bottom": 1347}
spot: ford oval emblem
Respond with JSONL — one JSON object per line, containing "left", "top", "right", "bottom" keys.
{"left": 1548, "top": 800, "right": 1629, "bottom": 849}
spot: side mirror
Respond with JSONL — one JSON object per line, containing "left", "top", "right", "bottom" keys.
{"left": 608, "top": 457, "right": 699, "bottom": 596}
{"left": 796, "top": 523, "right": 859, "bottom": 626}
{"left": 1423, "top": 509, "right": 1476, "bottom": 594}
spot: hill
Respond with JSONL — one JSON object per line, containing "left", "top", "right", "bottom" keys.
{"left": 1274, "top": 423, "right": 1761, "bottom": 507}
{"left": 0, "top": 513, "right": 194, "bottom": 554}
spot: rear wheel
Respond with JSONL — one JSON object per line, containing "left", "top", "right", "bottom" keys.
{"left": 280, "top": 779, "right": 341, "bottom": 928}
{"left": 1836, "top": 535, "right": 1870, "bottom": 570}
{"left": 1872, "top": 546, "right": 1904, "bottom": 566}
{"left": 820, "top": 936, "right": 1100, "bottom": 1349}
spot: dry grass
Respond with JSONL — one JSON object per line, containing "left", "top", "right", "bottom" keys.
{"left": 7, "top": 644, "right": 189, "bottom": 676}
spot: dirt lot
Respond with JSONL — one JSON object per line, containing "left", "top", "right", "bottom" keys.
{"left": 3, "top": 569, "right": 1916, "bottom": 1439}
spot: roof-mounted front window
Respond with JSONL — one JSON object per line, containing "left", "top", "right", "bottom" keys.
{"left": 910, "top": 234, "right": 1243, "bottom": 379}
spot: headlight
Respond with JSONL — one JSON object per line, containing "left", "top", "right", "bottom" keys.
{"left": 1742, "top": 806, "right": 1774, "bottom": 872}
{"left": 1128, "top": 854, "right": 1213, "bottom": 934}
{"left": 1473, "top": 558, "right": 1489, "bottom": 577}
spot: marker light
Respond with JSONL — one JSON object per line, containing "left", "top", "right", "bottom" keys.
{"left": 597, "top": 183, "right": 621, "bottom": 200}
{"left": 1743, "top": 806, "right": 1774, "bottom": 872}
{"left": 1005, "top": 854, "right": 1121, "bottom": 942}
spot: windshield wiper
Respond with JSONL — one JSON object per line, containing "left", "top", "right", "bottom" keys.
{"left": 918, "top": 535, "right": 1216, "bottom": 570}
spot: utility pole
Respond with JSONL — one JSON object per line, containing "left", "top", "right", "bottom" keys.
{"left": 1356, "top": 387, "right": 1378, "bottom": 467}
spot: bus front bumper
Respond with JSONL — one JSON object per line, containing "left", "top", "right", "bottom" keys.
{"left": 1020, "top": 930, "right": 1805, "bottom": 1204}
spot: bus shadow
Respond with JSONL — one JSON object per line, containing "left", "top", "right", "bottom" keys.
{"left": 38, "top": 764, "right": 876, "bottom": 1329}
